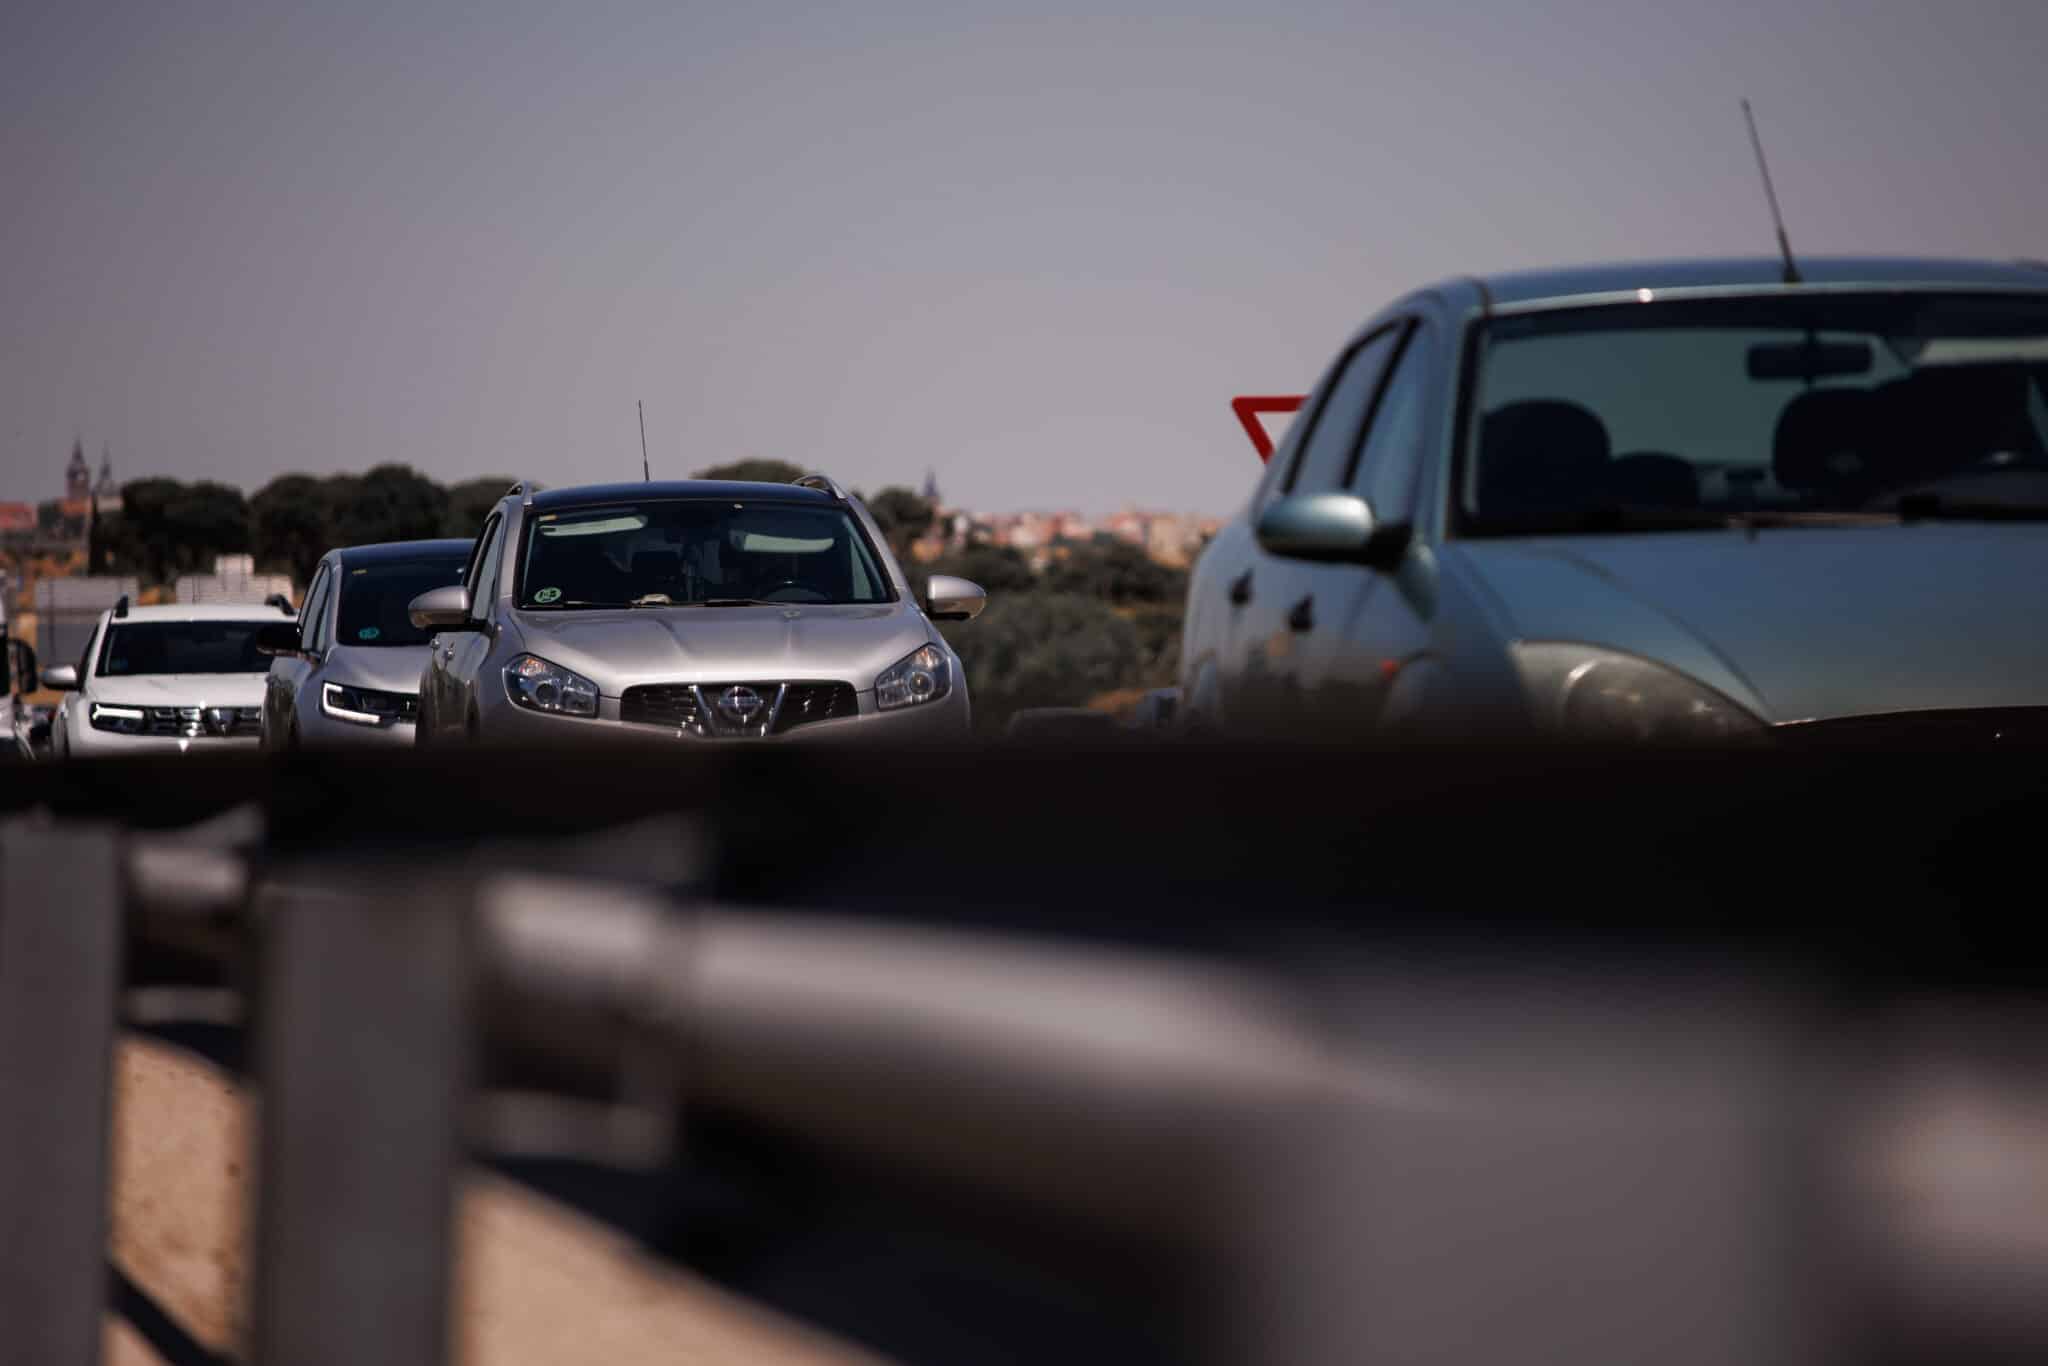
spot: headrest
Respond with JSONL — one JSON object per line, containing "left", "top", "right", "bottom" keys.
{"left": 1876, "top": 366, "right": 2041, "bottom": 480}
{"left": 1478, "top": 400, "right": 1612, "bottom": 517}
{"left": 1606, "top": 452, "right": 1700, "bottom": 508}
{"left": 1772, "top": 388, "right": 1879, "bottom": 493}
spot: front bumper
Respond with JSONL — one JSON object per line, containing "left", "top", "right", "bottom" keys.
{"left": 478, "top": 682, "right": 972, "bottom": 749}
{"left": 64, "top": 727, "right": 262, "bottom": 759}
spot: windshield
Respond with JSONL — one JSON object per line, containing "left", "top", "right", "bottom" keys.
{"left": 1459, "top": 291, "right": 2048, "bottom": 534}
{"left": 336, "top": 557, "right": 469, "bottom": 647}
{"left": 517, "top": 499, "right": 893, "bottom": 608}
{"left": 96, "top": 621, "right": 272, "bottom": 676}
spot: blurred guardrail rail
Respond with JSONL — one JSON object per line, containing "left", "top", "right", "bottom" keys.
{"left": 5, "top": 741, "right": 2048, "bottom": 1366}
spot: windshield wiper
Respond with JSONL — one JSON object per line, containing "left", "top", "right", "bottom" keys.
{"left": 625, "top": 595, "right": 775, "bottom": 608}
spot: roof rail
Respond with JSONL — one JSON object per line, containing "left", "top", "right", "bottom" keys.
{"left": 792, "top": 473, "right": 849, "bottom": 500}
{"left": 265, "top": 593, "right": 295, "bottom": 615}
{"left": 2017, "top": 258, "right": 2048, "bottom": 272}
{"left": 505, "top": 480, "right": 545, "bottom": 506}
{"left": 114, "top": 594, "right": 130, "bottom": 619}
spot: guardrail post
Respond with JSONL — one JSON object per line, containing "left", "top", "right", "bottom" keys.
{"left": 0, "top": 817, "right": 123, "bottom": 1366}
{"left": 249, "top": 867, "right": 473, "bottom": 1366}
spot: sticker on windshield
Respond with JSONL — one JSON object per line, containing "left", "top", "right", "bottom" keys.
{"left": 357, "top": 626, "right": 380, "bottom": 641}
{"left": 533, "top": 586, "right": 562, "bottom": 604}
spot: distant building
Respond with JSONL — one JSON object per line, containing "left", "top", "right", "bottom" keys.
{"left": 0, "top": 504, "right": 33, "bottom": 535}
{"left": 94, "top": 447, "right": 122, "bottom": 513}
{"left": 65, "top": 441, "right": 90, "bottom": 502}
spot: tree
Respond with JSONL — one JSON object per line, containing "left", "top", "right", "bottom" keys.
{"left": 251, "top": 474, "right": 335, "bottom": 586}
{"left": 101, "top": 479, "right": 251, "bottom": 584}
{"left": 930, "top": 542, "right": 1037, "bottom": 594}
{"left": 1042, "top": 535, "right": 1185, "bottom": 605}
{"left": 443, "top": 476, "right": 515, "bottom": 538}
{"left": 327, "top": 465, "right": 449, "bottom": 549}
{"left": 939, "top": 592, "right": 1141, "bottom": 734}
{"left": 692, "top": 459, "right": 806, "bottom": 484}
{"left": 864, "top": 486, "right": 934, "bottom": 558}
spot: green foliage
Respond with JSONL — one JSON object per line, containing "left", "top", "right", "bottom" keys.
{"left": 442, "top": 476, "right": 513, "bottom": 539}
{"left": 327, "top": 464, "right": 449, "bottom": 548}
{"left": 864, "top": 486, "right": 934, "bottom": 558}
{"left": 928, "top": 542, "right": 1037, "bottom": 594}
{"left": 940, "top": 593, "right": 1140, "bottom": 734}
{"left": 691, "top": 459, "right": 806, "bottom": 484}
{"left": 102, "top": 479, "right": 250, "bottom": 584}
{"left": 250, "top": 474, "right": 334, "bottom": 586}
{"left": 1042, "top": 535, "right": 1187, "bottom": 605}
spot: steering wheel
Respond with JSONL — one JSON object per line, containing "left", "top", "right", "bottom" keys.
{"left": 759, "top": 580, "right": 828, "bottom": 603}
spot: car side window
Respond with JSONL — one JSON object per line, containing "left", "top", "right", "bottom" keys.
{"left": 469, "top": 514, "right": 506, "bottom": 617}
{"left": 1283, "top": 327, "right": 1400, "bottom": 496}
{"left": 300, "top": 567, "right": 332, "bottom": 653}
{"left": 1345, "top": 321, "right": 1431, "bottom": 518}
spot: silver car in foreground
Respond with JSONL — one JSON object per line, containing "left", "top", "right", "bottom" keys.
{"left": 409, "top": 475, "right": 985, "bottom": 746}
{"left": 258, "top": 537, "right": 473, "bottom": 749}
{"left": 1180, "top": 256, "right": 2048, "bottom": 745}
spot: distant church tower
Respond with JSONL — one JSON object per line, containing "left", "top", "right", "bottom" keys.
{"left": 65, "top": 439, "right": 90, "bottom": 501}
{"left": 922, "top": 468, "right": 941, "bottom": 504}
{"left": 95, "top": 445, "right": 118, "bottom": 499}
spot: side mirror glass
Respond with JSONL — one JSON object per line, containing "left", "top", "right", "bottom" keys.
{"left": 41, "top": 665, "right": 79, "bottom": 691}
{"left": 254, "top": 622, "right": 303, "bottom": 658}
{"left": 408, "top": 584, "right": 475, "bottom": 631}
{"left": 1255, "top": 493, "right": 1412, "bottom": 571}
{"left": 925, "top": 574, "right": 987, "bottom": 622}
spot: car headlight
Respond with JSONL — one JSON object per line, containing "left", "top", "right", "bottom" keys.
{"left": 322, "top": 681, "right": 413, "bottom": 727}
{"left": 504, "top": 654, "right": 600, "bottom": 718}
{"left": 88, "top": 702, "right": 147, "bottom": 734}
{"left": 1510, "top": 643, "right": 1766, "bottom": 744}
{"left": 875, "top": 643, "right": 951, "bottom": 711}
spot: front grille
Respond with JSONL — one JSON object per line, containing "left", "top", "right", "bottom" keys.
{"left": 620, "top": 681, "right": 858, "bottom": 737}
{"left": 1772, "top": 707, "right": 2048, "bottom": 750}
{"left": 141, "top": 705, "right": 261, "bottom": 737}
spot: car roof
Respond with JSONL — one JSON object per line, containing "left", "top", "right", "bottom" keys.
{"left": 337, "top": 537, "right": 474, "bottom": 567}
{"left": 105, "top": 603, "right": 290, "bottom": 623}
{"left": 527, "top": 480, "right": 839, "bottom": 511}
{"left": 1446, "top": 255, "right": 2048, "bottom": 309}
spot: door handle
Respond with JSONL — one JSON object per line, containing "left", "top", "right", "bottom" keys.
{"left": 1288, "top": 595, "right": 1314, "bottom": 632}
{"left": 1229, "top": 570, "right": 1253, "bottom": 606}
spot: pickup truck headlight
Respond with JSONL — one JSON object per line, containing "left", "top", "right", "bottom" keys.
{"left": 88, "top": 702, "right": 148, "bottom": 734}
{"left": 504, "top": 654, "right": 600, "bottom": 718}
{"left": 875, "top": 643, "right": 951, "bottom": 711}
{"left": 1511, "top": 643, "right": 1766, "bottom": 743}
{"left": 322, "top": 681, "right": 412, "bottom": 726}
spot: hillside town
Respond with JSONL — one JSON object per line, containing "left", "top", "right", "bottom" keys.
{"left": 903, "top": 471, "right": 1223, "bottom": 571}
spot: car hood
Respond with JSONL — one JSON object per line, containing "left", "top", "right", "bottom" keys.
{"left": 1450, "top": 525, "right": 2048, "bottom": 723}
{"left": 89, "top": 674, "right": 268, "bottom": 708}
{"left": 507, "top": 601, "right": 933, "bottom": 693}
{"left": 322, "top": 644, "right": 433, "bottom": 695}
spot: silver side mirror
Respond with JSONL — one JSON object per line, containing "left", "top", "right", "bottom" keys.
{"left": 925, "top": 575, "right": 987, "bottom": 622}
{"left": 41, "top": 665, "right": 79, "bottom": 691}
{"left": 408, "top": 584, "right": 475, "bottom": 631}
{"left": 1255, "top": 493, "right": 1412, "bottom": 571}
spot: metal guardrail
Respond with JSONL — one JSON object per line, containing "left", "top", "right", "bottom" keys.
{"left": 6, "top": 744, "right": 2048, "bottom": 1365}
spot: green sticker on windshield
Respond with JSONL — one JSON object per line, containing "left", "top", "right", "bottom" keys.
{"left": 533, "top": 586, "right": 561, "bottom": 604}
{"left": 357, "top": 626, "right": 380, "bottom": 640}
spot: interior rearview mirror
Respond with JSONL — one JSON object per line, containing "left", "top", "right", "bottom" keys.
{"left": 408, "top": 584, "right": 475, "bottom": 631}
{"left": 1747, "top": 338, "right": 1873, "bottom": 381}
{"left": 41, "top": 665, "right": 79, "bottom": 691}
{"left": 1255, "top": 493, "right": 1412, "bottom": 571}
{"left": 925, "top": 575, "right": 987, "bottom": 622}
{"left": 254, "top": 622, "right": 303, "bottom": 658}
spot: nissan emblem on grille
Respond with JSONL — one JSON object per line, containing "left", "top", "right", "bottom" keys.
{"left": 204, "top": 706, "right": 236, "bottom": 736}
{"left": 717, "top": 686, "right": 764, "bottom": 724}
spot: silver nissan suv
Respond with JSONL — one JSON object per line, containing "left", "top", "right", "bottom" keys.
{"left": 409, "top": 474, "right": 986, "bottom": 746}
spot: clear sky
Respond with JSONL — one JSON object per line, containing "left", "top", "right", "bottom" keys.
{"left": 5, "top": 0, "right": 2044, "bottom": 516}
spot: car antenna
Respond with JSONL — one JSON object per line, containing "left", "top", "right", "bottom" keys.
{"left": 1741, "top": 98, "right": 1801, "bottom": 286}
{"left": 638, "top": 399, "right": 651, "bottom": 481}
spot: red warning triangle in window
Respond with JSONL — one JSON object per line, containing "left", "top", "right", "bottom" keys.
{"left": 1231, "top": 396, "right": 1304, "bottom": 463}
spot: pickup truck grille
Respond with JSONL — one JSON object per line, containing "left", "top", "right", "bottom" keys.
{"left": 620, "top": 682, "right": 858, "bottom": 737}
